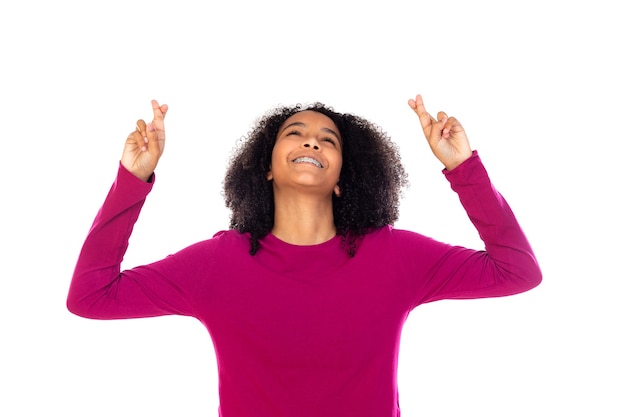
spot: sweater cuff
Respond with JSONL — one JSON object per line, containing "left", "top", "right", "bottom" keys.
{"left": 115, "top": 161, "right": 156, "bottom": 194}
{"left": 442, "top": 150, "right": 489, "bottom": 186}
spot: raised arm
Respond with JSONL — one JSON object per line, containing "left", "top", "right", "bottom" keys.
{"left": 404, "top": 94, "right": 542, "bottom": 301}
{"left": 67, "top": 100, "right": 194, "bottom": 320}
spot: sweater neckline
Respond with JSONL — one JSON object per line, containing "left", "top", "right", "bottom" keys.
{"left": 264, "top": 232, "right": 341, "bottom": 249}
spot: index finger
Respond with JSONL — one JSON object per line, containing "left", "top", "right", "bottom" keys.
{"left": 151, "top": 99, "right": 168, "bottom": 121}
{"left": 408, "top": 94, "right": 436, "bottom": 130}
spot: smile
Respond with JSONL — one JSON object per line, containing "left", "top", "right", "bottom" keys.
{"left": 293, "top": 157, "right": 323, "bottom": 168}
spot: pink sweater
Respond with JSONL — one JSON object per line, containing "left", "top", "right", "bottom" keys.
{"left": 67, "top": 151, "right": 541, "bottom": 417}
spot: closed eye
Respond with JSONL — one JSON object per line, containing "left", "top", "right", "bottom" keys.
{"left": 283, "top": 127, "right": 339, "bottom": 148}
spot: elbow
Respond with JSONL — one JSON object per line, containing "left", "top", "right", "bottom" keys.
{"left": 528, "top": 267, "right": 543, "bottom": 290}
{"left": 495, "top": 259, "right": 542, "bottom": 297}
{"left": 66, "top": 293, "right": 99, "bottom": 319}
{"left": 515, "top": 262, "right": 543, "bottom": 294}
{"left": 66, "top": 274, "right": 106, "bottom": 319}
{"left": 526, "top": 255, "right": 543, "bottom": 289}
{"left": 66, "top": 296, "right": 87, "bottom": 318}
{"left": 508, "top": 249, "right": 543, "bottom": 294}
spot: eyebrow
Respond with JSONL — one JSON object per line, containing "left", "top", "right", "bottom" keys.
{"left": 280, "top": 121, "right": 342, "bottom": 143}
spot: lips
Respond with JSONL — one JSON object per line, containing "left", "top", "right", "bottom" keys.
{"left": 292, "top": 156, "right": 323, "bottom": 168}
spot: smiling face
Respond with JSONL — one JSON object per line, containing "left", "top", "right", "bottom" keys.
{"left": 267, "top": 110, "right": 343, "bottom": 197}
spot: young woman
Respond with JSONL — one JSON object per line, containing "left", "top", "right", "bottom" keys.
{"left": 67, "top": 95, "right": 542, "bottom": 417}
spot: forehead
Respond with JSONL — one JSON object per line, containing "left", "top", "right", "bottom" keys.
{"left": 281, "top": 110, "right": 339, "bottom": 131}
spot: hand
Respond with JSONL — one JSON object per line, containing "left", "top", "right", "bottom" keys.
{"left": 408, "top": 94, "right": 472, "bottom": 170}
{"left": 121, "top": 100, "right": 169, "bottom": 181}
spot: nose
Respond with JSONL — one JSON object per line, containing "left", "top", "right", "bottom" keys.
{"left": 303, "top": 143, "right": 320, "bottom": 150}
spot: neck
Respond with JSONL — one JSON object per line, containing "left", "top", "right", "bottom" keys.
{"left": 271, "top": 192, "right": 336, "bottom": 245}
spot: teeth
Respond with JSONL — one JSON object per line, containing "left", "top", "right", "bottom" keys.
{"left": 293, "top": 157, "right": 323, "bottom": 168}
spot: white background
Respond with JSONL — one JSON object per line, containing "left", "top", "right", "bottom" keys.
{"left": 1, "top": 0, "right": 624, "bottom": 416}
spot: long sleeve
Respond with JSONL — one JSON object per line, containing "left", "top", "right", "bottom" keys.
{"left": 66, "top": 163, "right": 193, "bottom": 319}
{"left": 401, "top": 151, "right": 542, "bottom": 305}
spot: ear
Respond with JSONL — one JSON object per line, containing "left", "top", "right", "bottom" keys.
{"left": 267, "top": 166, "right": 273, "bottom": 181}
{"left": 333, "top": 184, "right": 341, "bottom": 197}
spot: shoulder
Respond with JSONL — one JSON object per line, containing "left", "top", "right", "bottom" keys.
{"left": 364, "top": 224, "right": 428, "bottom": 239}
{"left": 173, "top": 229, "right": 250, "bottom": 259}
{"left": 361, "top": 225, "right": 437, "bottom": 250}
{"left": 209, "top": 229, "right": 250, "bottom": 248}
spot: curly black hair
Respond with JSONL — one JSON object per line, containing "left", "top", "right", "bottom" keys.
{"left": 223, "top": 102, "right": 408, "bottom": 256}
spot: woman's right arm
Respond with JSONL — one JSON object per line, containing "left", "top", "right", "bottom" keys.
{"left": 66, "top": 101, "right": 195, "bottom": 319}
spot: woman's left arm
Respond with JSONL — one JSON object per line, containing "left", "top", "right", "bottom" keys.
{"left": 407, "top": 94, "right": 542, "bottom": 301}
